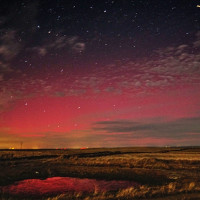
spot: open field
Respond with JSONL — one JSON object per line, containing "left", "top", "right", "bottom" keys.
{"left": 1, "top": 147, "right": 200, "bottom": 199}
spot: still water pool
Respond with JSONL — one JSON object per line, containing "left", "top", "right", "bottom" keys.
{"left": 1, "top": 176, "right": 139, "bottom": 196}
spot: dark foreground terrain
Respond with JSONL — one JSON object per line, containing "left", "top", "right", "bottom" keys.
{"left": 0, "top": 147, "right": 200, "bottom": 199}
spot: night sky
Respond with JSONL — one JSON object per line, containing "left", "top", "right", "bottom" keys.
{"left": 0, "top": 0, "right": 200, "bottom": 149}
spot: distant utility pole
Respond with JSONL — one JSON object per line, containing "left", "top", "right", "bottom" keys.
{"left": 20, "top": 141, "right": 23, "bottom": 149}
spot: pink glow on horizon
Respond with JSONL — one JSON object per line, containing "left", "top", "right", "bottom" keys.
{"left": 1, "top": 85, "right": 200, "bottom": 136}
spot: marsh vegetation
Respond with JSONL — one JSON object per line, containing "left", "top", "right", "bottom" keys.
{"left": 0, "top": 147, "right": 200, "bottom": 199}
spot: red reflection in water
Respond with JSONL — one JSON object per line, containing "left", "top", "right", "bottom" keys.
{"left": 1, "top": 177, "right": 139, "bottom": 196}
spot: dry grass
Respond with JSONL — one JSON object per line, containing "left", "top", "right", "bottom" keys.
{"left": 44, "top": 182, "right": 200, "bottom": 200}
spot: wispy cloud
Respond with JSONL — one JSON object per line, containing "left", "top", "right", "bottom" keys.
{"left": 93, "top": 117, "right": 200, "bottom": 139}
{"left": 0, "top": 32, "right": 200, "bottom": 113}
{"left": 193, "top": 31, "right": 200, "bottom": 48}
{"left": 0, "top": 1, "right": 39, "bottom": 78}
{"left": 0, "top": 30, "right": 22, "bottom": 74}
{"left": 31, "top": 35, "right": 86, "bottom": 56}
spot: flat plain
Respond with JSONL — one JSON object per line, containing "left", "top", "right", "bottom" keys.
{"left": 0, "top": 147, "right": 200, "bottom": 199}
